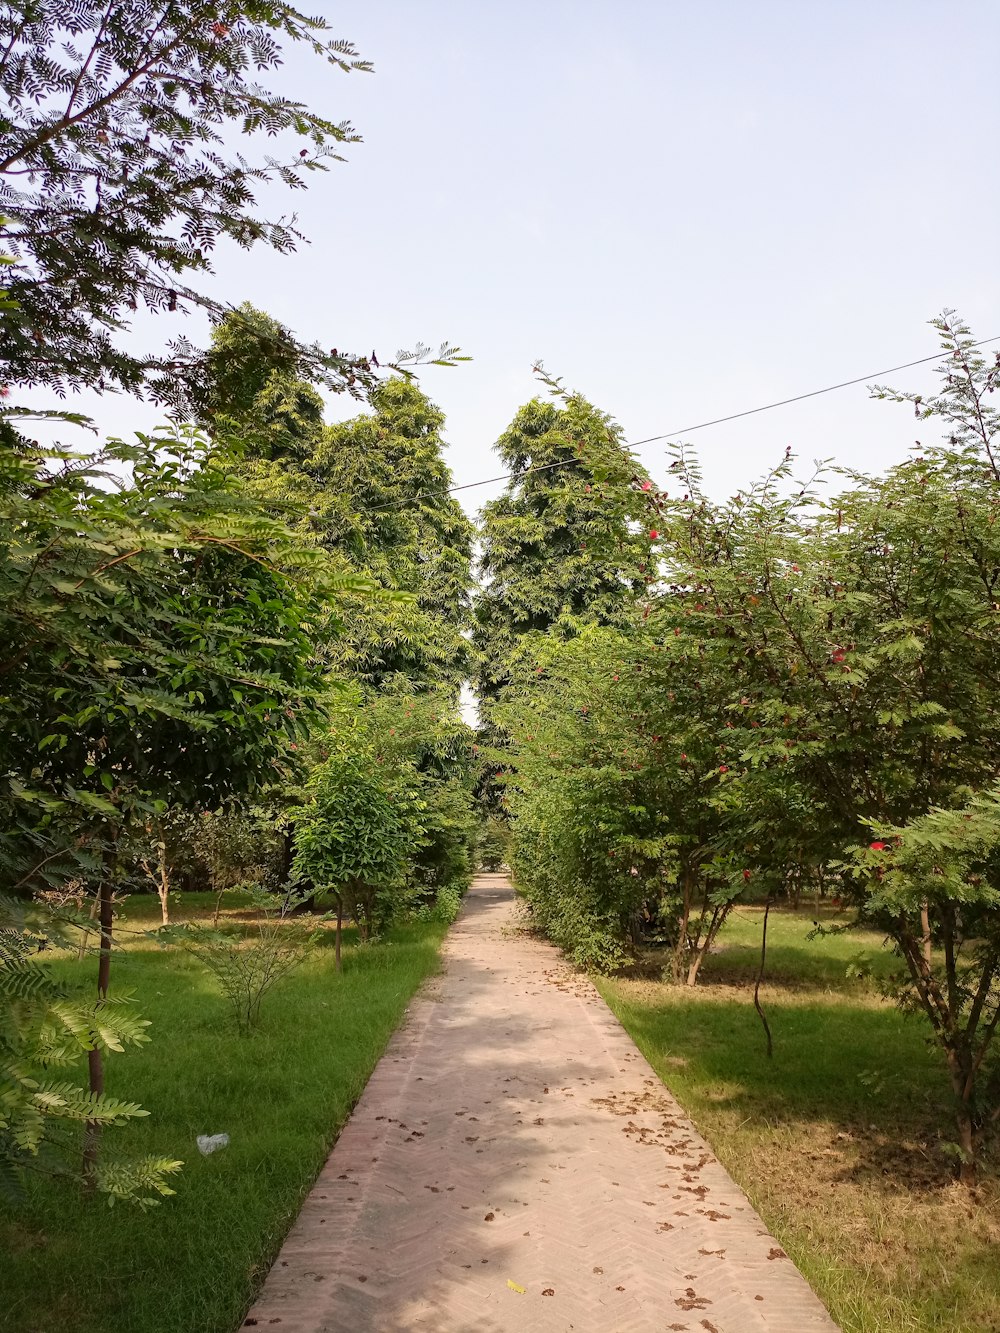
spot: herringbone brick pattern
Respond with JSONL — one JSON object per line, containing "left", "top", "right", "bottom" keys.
{"left": 243, "top": 876, "right": 839, "bottom": 1332}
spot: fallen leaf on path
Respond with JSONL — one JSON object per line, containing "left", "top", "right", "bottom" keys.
{"left": 506, "top": 1280, "right": 525, "bottom": 1294}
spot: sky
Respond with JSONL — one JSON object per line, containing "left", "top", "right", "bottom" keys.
{"left": 60, "top": 0, "right": 1000, "bottom": 512}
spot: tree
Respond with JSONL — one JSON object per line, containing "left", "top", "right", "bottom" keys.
{"left": 194, "top": 312, "right": 478, "bottom": 936}
{"left": 293, "top": 741, "right": 412, "bottom": 970}
{"left": 473, "top": 385, "right": 653, "bottom": 709}
{"left": 202, "top": 309, "right": 475, "bottom": 692}
{"left": 200, "top": 303, "right": 327, "bottom": 460}
{"left": 0, "top": 2, "right": 382, "bottom": 407}
{"left": 472, "top": 380, "right": 655, "bottom": 818}
{"left": 314, "top": 377, "right": 475, "bottom": 692}
{"left": 1, "top": 423, "right": 330, "bottom": 1191}
{"left": 364, "top": 687, "right": 477, "bottom": 903}
{"left": 500, "top": 314, "right": 1000, "bottom": 1178}
{"left": 500, "top": 621, "right": 746, "bottom": 975}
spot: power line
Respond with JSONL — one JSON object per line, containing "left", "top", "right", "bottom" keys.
{"left": 627, "top": 337, "right": 1000, "bottom": 447}
{"left": 368, "top": 335, "right": 1000, "bottom": 513}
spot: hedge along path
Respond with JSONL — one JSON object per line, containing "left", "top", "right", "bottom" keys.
{"left": 243, "top": 875, "right": 838, "bottom": 1332}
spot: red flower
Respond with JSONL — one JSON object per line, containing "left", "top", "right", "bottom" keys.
{"left": 869, "top": 840, "right": 887, "bottom": 851}
{"left": 212, "top": 20, "right": 229, "bottom": 36}
{"left": 742, "top": 869, "right": 752, "bottom": 882}
{"left": 641, "top": 480, "right": 653, "bottom": 491}
{"left": 719, "top": 764, "right": 729, "bottom": 773}
{"left": 649, "top": 529, "right": 659, "bottom": 539}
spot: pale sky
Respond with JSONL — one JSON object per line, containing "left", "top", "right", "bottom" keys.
{"left": 52, "top": 1, "right": 1000, "bottom": 510}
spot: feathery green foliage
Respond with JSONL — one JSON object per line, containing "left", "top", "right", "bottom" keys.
{"left": 0, "top": 2, "right": 380, "bottom": 406}
{"left": 1, "top": 895, "right": 181, "bottom": 1204}
{"left": 504, "top": 314, "right": 1000, "bottom": 1176}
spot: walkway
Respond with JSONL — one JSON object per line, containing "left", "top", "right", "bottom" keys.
{"left": 244, "top": 875, "right": 838, "bottom": 1332}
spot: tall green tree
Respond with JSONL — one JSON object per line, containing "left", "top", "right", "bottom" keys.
{"left": 473, "top": 386, "right": 654, "bottom": 709}
{"left": 200, "top": 303, "right": 327, "bottom": 460}
{"left": 314, "top": 377, "right": 474, "bottom": 692}
{"left": 203, "top": 307, "right": 474, "bottom": 693}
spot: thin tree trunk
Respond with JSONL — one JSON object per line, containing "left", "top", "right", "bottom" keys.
{"left": 789, "top": 867, "right": 801, "bottom": 911}
{"left": 76, "top": 889, "right": 99, "bottom": 963}
{"left": 672, "top": 870, "right": 693, "bottom": 984}
{"left": 156, "top": 830, "right": 171, "bottom": 925}
{"left": 335, "top": 899, "right": 343, "bottom": 974}
{"left": 953, "top": 1086, "right": 978, "bottom": 1186}
{"left": 82, "top": 875, "right": 114, "bottom": 1189}
{"left": 921, "top": 900, "right": 932, "bottom": 970}
{"left": 685, "top": 900, "right": 731, "bottom": 987}
{"left": 754, "top": 898, "right": 774, "bottom": 1058}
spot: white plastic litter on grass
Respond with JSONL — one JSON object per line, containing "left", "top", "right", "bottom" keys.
{"left": 196, "top": 1133, "right": 230, "bottom": 1155}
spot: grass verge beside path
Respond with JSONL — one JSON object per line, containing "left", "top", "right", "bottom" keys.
{"left": 597, "top": 906, "right": 1000, "bottom": 1333}
{"left": 1, "top": 893, "right": 447, "bottom": 1333}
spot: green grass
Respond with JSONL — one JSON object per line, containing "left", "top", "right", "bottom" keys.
{"left": 1, "top": 892, "right": 447, "bottom": 1333}
{"left": 598, "top": 905, "right": 1000, "bottom": 1333}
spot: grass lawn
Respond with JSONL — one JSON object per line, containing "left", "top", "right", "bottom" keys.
{"left": 597, "top": 906, "right": 1000, "bottom": 1333}
{"left": 1, "top": 891, "right": 447, "bottom": 1333}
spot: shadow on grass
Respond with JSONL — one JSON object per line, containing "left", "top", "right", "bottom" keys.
{"left": 604, "top": 982, "right": 977, "bottom": 1198}
{"left": 627, "top": 905, "right": 901, "bottom": 995}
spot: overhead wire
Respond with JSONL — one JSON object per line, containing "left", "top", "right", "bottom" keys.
{"left": 365, "top": 334, "right": 1000, "bottom": 514}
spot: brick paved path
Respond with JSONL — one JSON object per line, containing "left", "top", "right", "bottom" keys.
{"left": 244, "top": 875, "right": 838, "bottom": 1333}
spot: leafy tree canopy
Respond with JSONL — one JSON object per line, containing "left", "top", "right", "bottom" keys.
{"left": 0, "top": 2, "right": 444, "bottom": 408}
{"left": 473, "top": 384, "right": 654, "bottom": 708}
{"left": 203, "top": 306, "right": 474, "bottom": 693}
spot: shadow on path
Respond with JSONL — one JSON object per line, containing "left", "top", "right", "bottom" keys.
{"left": 242, "top": 876, "right": 839, "bottom": 1333}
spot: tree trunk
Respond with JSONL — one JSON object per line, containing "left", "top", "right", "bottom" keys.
{"left": 789, "top": 867, "right": 801, "bottom": 911}
{"left": 278, "top": 825, "right": 295, "bottom": 884}
{"left": 686, "top": 903, "right": 732, "bottom": 987}
{"left": 954, "top": 1095, "right": 978, "bottom": 1186}
{"left": 754, "top": 899, "right": 774, "bottom": 1058}
{"left": 76, "top": 889, "right": 100, "bottom": 963}
{"left": 82, "top": 876, "right": 114, "bottom": 1190}
{"left": 156, "top": 830, "right": 171, "bottom": 925}
{"left": 921, "top": 900, "right": 932, "bottom": 970}
{"left": 672, "top": 870, "right": 693, "bottom": 983}
{"left": 335, "top": 899, "right": 343, "bottom": 974}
